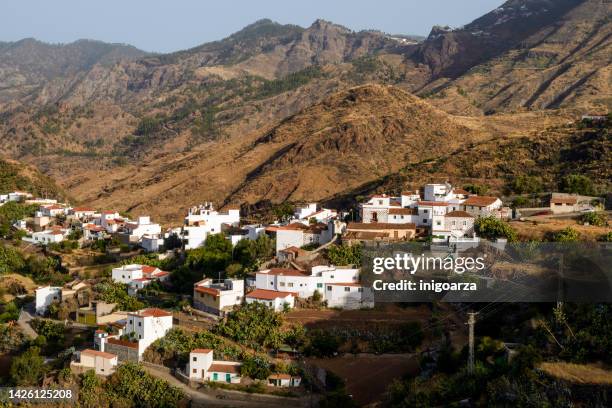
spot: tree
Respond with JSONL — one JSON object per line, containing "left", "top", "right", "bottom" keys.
{"left": 464, "top": 184, "right": 489, "bottom": 195}
{"left": 10, "top": 347, "right": 46, "bottom": 386}
{"left": 475, "top": 216, "right": 518, "bottom": 242}
{"left": 215, "top": 302, "right": 285, "bottom": 350}
{"left": 560, "top": 174, "right": 595, "bottom": 196}
{"left": 240, "top": 355, "right": 272, "bottom": 380}
{"left": 510, "top": 176, "right": 542, "bottom": 194}
{"left": 326, "top": 244, "right": 362, "bottom": 266}
{"left": 273, "top": 203, "right": 294, "bottom": 222}
{"left": 551, "top": 227, "right": 580, "bottom": 242}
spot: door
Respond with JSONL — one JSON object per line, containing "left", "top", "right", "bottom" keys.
{"left": 213, "top": 373, "right": 218, "bottom": 381}
{"left": 226, "top": 373, "right": 231, "bottom": 383}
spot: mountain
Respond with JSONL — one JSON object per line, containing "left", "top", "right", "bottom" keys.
{"left": 416, "top": 0, "right": 611, "bottom": 113}
{"left": 0, "top": 38, "right": 147, "bottom": 104}
{"left": 0, "top": 0, "right": 608, "bottom": 221}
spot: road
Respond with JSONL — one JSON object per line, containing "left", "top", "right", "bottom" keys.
{"left": 142, "top": 365, "right": 308, "bottom": 408}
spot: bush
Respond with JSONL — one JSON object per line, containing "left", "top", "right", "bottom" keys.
{"left": 580, "top": 212, "right": 608, "bottom": 227}
{"left": 10, "top": 347, "right": 46, "bottom": 386}
{"left": 475, "top": 216, "right": 518, "bottom": 242}
{"left": 215, "top": 302, "right": 285, "bottom": 350}
{"left": 560, "top": 174, "right": 595, "bottom": 196}
{"left": 326, "top": 244, "right": 362, "bottom": 266}
{"left": 510, "top": 176, "right": 542, "bottom": 194}
{"left": 551, "top": 227, "right": 580, "bottom": 242}
{"left": 464, "top": 184, "right": 489, "bottom": 195}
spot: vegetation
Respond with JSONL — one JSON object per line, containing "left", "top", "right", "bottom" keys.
{"left": 580, "top": 211, "right": 608, "bottom": 227}
{"left": 560, "top": 174, "right": 595, "bottom": 196}
{"left": 326, "top": 244, "right": 362, "bottom": 266}
{"left": 509, "top": 175, "right": 542, "bottom": 194}
{"left": 215, "top": 302, "right": 286, "bottom": 350}
{"left": 0, "top": 159, "right": 64, "bottom": 199}
{"left": 94, "top": 280, "right": 145, "bottom": 311}
{"left": 0, "top": 202, "right": 38, "bottom": 237}
{"left": 463, "top": 184, "right": 489, "bottom": 195}
{"left": 253, "top": 66, "right": 324, "bottom": 100}
{"left": 134, "top": 116, "right": 163, "bottom": 136}
{"left": 475, "top": 216, "right": 517, "bottom": 242}
{"left": 550, "top": 227, "right": 580, "bottom": 242}
{"left": 10, "top": 346, "right": 46, "bottom": 386}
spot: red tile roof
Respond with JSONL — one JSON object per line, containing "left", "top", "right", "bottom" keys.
{"left": 131, "top": 308, "right": 172, "bottom": 318}
{"left": 208, "top": 363, "right": 240, "bottom": 374}
{"left": 269, "top": 373, "right": 292, "bottom": 380}
{"left": 142, "top": 265, "right": 158, "bottom": 274}
{"left": 195, "top": 286, "right": 220, "bottom": 297}
{"left": 463, "top": 196, "right": 500, "bottom": 207}
{"left": 107, "top": 338, "right": 138, "bottom": 349}
{"left": 192, "top": 348, "right": 213, "bottom": 354}
{"left": 73, "top": 207, "right": 95, "bottom": 212}
{"left": 246, "top": 289, "right": 297, "bottom": 300}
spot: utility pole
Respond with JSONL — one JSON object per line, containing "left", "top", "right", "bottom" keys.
{"left": 467, "top": 312, "right": 478, "bottom": 374}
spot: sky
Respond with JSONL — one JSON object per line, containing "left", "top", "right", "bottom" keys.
{"left": 1, "top": 0, "right": 505, "bottom": 53}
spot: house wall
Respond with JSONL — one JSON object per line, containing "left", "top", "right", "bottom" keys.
{"left": 324, "top": 285, "right": 374, "bottom": 309}
{"left": 246, "top": 295, "right": 294, "bottom": 311}
{"left": 188, "top": 352, "right": 213, "bottom": 379}
{"left": 105, "top": 342, "right": 139, "bottom": 362}
{"left": 35, "top": 287, "right": 61, "bottom": 314}
{"left": 276, "top": 230, "right": 305, "bottom": 253}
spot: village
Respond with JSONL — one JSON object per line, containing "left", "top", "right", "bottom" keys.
{"left": 0, "top": 180, "right": 609, "bottom": 406}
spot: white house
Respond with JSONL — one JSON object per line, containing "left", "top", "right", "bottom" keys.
{"left": 245, "top": 289, "right": 296, "bottom": 311}
{"left": 294, "top": 203, "right": 337, "bottom": 223}
{"left": 124, "top": 308, "right": 173, "bottom": 357}
{"left": 274, "top": 222, "right": 333, "bottom": 254}
{"left": 417, "top": 201, "right": 449, "bottom": 228}
{"left": 193, "top": 278, "right": 244, "bottom": 316}
{"left": 444, "top": 210, "right": 476, "bottom": 237}
{"left": 268, "top": 374, "right": 302, "bottom": 387}
{"left": 186, "top": 349, "right": 242, "bottom": 383}
{"left": 70, "top": 349, "right": 118, "bottom": 376}
{"left": 40, "top": 204, "right": 67, "bottom": 218}
{"left": 23, "top": 228, "right": 68, "bottom": 245}
{"left": 8, "top": 191, "right": 33, "bottom": 202}
{"left": 98, "top": 211, "right": 123, "bottom": 233}
{"left": 255, "top": 266, "right": 361, "bottom": 301}
{"left": 462, "top": 196, "right": 503, "bottom": 217}
{"left": 324, "top": 283, "right": 374, "bottom": 310}
{"left": 182, "top": 203, "right": 241, "bottom": 250}
{"left": 70, "top": 207, "right": 97, "bottom": 220}
{"left": 140, "top": 234, "right": 165, "bottom": 252}
{"left": 83, "top": 224, "right": 106, "bottom": 241}
{"left": 111, "top": 264, "right": 170, "bottom": 294}
{"left": 35, "top": 286, "right": 62, "bottom": 315}
{"left": 360, "top": 194, "right": 402, "bottom": 223}
{"left": 123, "top": 216, "right": 162, "bottom": 243}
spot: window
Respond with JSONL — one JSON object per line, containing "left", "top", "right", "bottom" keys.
{"left": 378, "top": 200, "right": 383, "bottom": 205}
{"left": 193, "top": 368, "right": 197, "bottom": 374}
{"left": 423, "top": 219, "right": 427, "bottom": 224}
{"left": 358, "top": 288, "right": 363, "bottom": 292}
{"left": 138, "top": 322, "right": 141, "bottom": 327}
{"left": 344, "top": 287, "right": 350, "bottom": 292}
{"left": 317, "top": 283, "right": 323, "bottom": 288}
{"left": 463, "top": 221, "right": 467, "bottom": 226}
{"left": 193, "top": 357, "right": 197, "bottom": 362}
{"left": 288, "top": 282, "right": 294, "bottom": 287}
{"left": 401, "top": 215, "right": 404, "bottom": 219}
{"left": 423, "top": 209, "right": 428, "bottom": 214}
{"left": 327, "top": 286, "right": 332, "bottom": 291}
{"left": 436, "top": 221, "right": 441, "bottom": 226}
{"left": 330, "top": 275, "right": 334, "bottom": 279}
{"left": 101, "top": 368, "right": 104, "bottom": 372}
{"left": 279, "top": 282, "right": 285, "bottom": 287}
{"left": 138, "top": 335, "right": 142, "bottom": 339}
{"left": 452, "top": 221, "right": 456, "bottom": 226}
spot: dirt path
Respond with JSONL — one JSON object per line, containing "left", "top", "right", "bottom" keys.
{"left": 142, "top": 365, "right": 307, "bottom": 408}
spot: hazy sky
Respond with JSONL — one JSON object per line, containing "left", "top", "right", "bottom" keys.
{"left": 1, "top": 0, "right": 505, "bottom": 53}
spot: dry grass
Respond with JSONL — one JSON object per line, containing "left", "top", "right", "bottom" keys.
{"left": 0, "top": 273, "right": 37, "bottom": 302}
{"left": 539, "top": 362, "right": 612, "bottom": 385}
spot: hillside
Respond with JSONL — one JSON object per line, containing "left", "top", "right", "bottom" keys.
{"left": 324, "top": 115, "right": 611, "bottom": 208}
{"left": 417, "top": 0, "right": 611, "bottom": 113}
{"left": 0, "top": 157, "right": 67, "bottom": 199}
{"left": 0, "top": 0, "right": 608, "bottom": 221}
{"left": 0, "top": 39, "right": 147, "bottom": 105}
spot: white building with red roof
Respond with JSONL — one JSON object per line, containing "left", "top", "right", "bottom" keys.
{"left": 462, "top": 196, "right": 503, "bottom": 217}
{"left": 181, "top": 202, "right": 241, "bottom": 250}
{"left": 274, "top": 222, "right": 334, "bottom": 254}
{"left": 193, "top": 278, "right": 244, "bottom": 316}
{"left": 245, "top": 288, "right": 296, "bottom": 311}
{"left": 124, "top": 308, "right": 173, "bottom": 357}
{"left": 111, "top": 264, "right": 170, "bottom": 294}
{"left": 186, "top": 349, "right": 242, "bottom": 383}
{"left": 70, "top": 349, "right": 118, "bottom": 376}
{"left": 23, "top": 227, "right": 68, "bottom": 245}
